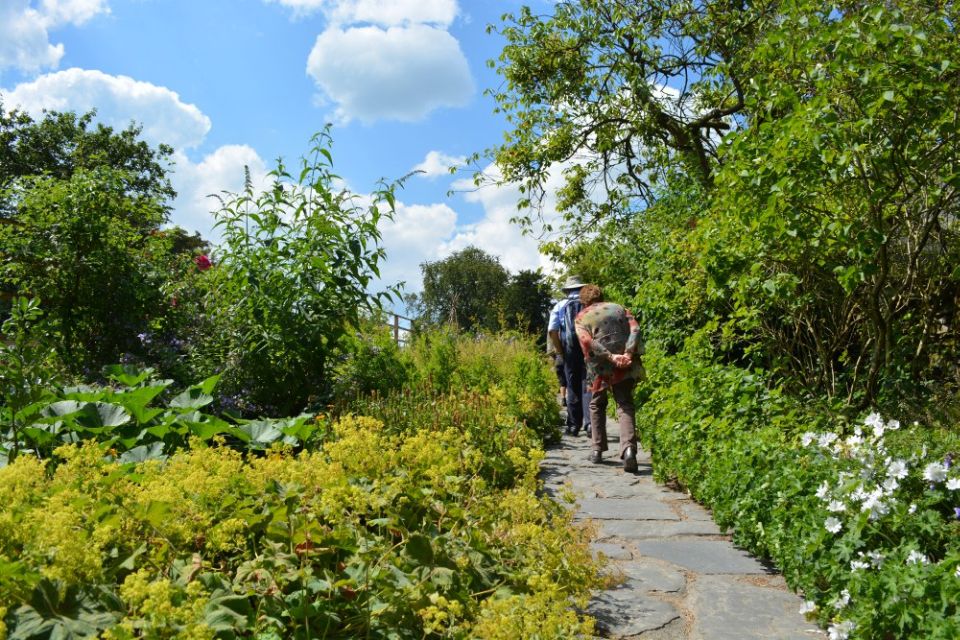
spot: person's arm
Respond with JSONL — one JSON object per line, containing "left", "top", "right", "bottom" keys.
{"left": 549, "top": 330, "right": 563, "bottom": 357}
{"left": 576, "top": 319, "right": 614, "bottom": 362}
{"left": 624, "top": 308, "right": 641, "bottom": 355}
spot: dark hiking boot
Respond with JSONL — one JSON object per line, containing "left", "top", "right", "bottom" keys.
{"left": 588, "top": 450, "right": 602, "bottom": 464}
{"left": 623, "top": 448, "right": 638, "bottom": 473}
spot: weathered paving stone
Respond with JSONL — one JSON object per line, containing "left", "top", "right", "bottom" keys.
{"left": 633, "top": 540, "right": 771, "bottom": 575}
{"left": 591, "top": 541, "right": 633, "bottom": 560}
{"left": 688, "top": 576, "right": 821, "bottom": 640}
{"left": 615, "top": 562, "right": 686, "bottom": 593}
{"left": 597, "top": 518, "right": 722, "bottom": 540}
{"left": 577, "top": 497, "right": 680, "bottom": 521}
{"left": 676, "top": 501, "right": 717, "bottom": 522}
{"left": 588, "top": 585, "right": 681, "bottom": 638}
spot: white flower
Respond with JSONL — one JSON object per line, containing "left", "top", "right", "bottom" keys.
{"left": 887, "top": 459, "right": 908, "bottom": 480}
{"left": 886, "top": 419, "right": 900, "bottom": 431}
{"left": 956, "top": 565, "right": 960, "bottom": 578}
{"left": 864, "top": 412, "right": 884, "bottom": 430}
{"left": 825, "top": 517, "right": 843, "bottom": 534}
{"left": 861, "top": 488, "right": 884, "bottom": 512}
{"left": 819, "top": 432, "right": 838, "bottom": 448}
{"left": 801, "top": 432, "right": 817, "bottom": 447}
{"left": 816, "top": 481, "right": 831, "bottom": 500}
{"left": 799, "top": 600, "right": 817, "bottom": 614}
{"left": 850, "top": 486, "right": 869, "bottom": 503}
{"left": 908, "top": 503, "right": 917, "bottom": 514}
{"left": 850, "top": 559, "right": 869, "bottom": 571}
{"left": 882, "top": 476, "right": 900, "bottom": 492}
{"left": 946, "top": 477, "right": 960, "bottom": 491}
{"left": 828, "top": 620, "right": 856, "bottom": 640}
{"left": 845, "top": 434, "right": 864, "bottom": 448}
{"left": 867, "top": 550, "right": 885, "bottom": 568}
{"left": 906, "top": 550, "right": 929, "bottom": 565}
{"left": 832, "top": 589, "right": 851, "bottom": 609}
{"left": 827, "top": 500, "right": 846, "bottom": 513}
{"left": 923, "top": 462, "right": 948, "bottom": 483}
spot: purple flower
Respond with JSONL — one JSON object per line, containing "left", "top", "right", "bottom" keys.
{"left": 954, "top": 507, "right": 960, "bottom": 520}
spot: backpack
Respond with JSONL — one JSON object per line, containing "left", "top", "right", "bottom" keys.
{"left": 560, "top": 298, "right": 583, "bottom": 358}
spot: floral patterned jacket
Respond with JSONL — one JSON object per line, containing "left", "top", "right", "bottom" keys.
{"left": 575, "top": 302, "right": 645, "bottom": 392}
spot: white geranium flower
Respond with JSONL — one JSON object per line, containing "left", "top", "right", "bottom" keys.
{"left": 850, "top": 559, "right": 869, "bottom": 571}
{"left": 864, "top": 412, "right": 884, "bottom": 430}
{"left": 819, "top": 432, "right": 838, "bottom": 448}
{"left": 801, "top": 432, "right": 817, "bottom": 447}
{"left": 827, "top": 500, "right": 846, "bottom": 513}
{"left": 956, "top": 565, "right": 960, "bottom": 578}
{"left": 862, "top": 489, "right": 889, "bottom": 519}
{"left": 816, "top": 481, "right": 831, "bottom": 500}
{"left": 887, "top": 459, "right": 908, "bottom": 480}
{"left": 799, "top": 600, "right": 816, "bottom": 614}
{"left": 832, "top": 589, "right": 851, "bottom": 609}
{"left": 923, "top": 462, "right": 948, "bottom": 483}
{"left": 906, "top": 550, "right": 929, "bottom": 565}
{"left": 946, "top": 477, "right": 960, "bottom": 491}
{"left": 828, "top": 620, "right": 856, "bottom": 640}
{"left": 882, "top": 477, "right": 899, "bottom": 492}
{"left": 825, "top": 517, "right": 843, "bottom": 534}
{"left": 886, "top": 419, "right": 900, "bottom": 431}
{"left": 908, "top": 503, "right": 917, "bottom": 514}
{"left": 867, "top": 550, "right": 885, "bottom": 568}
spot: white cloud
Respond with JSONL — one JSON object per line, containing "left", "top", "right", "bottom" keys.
{"left": 267, "top": 0, "right": 457, "bottom": 26}
{"left": 446, "top": 163, "right": 562, "bottom": 276}
{"left": 412, "top": 150, "right": 466, "bottom": 179}
{"left": 2, "top": 68, "right": 211, "bottom": 150}
{"left": 377, "top": 202, "right": 458, "bottom": 289}
{"left": 169, "top": 146, "right": 270, "bottom": 241}
{"left": 0, "top": 0, "right": 109, "bottom": 74}
{"left": 306, "top": 24, "right": 472, "bottom": 123}
{"left": 1, "top": 68, "right": 270, "bottom": 242}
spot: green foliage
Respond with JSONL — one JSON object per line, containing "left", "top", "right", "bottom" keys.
{"left": 637, "top": 342, "right": 960, "bottom": 639}
{"left": 417, "top": 246, "right": 510, "bottom": 332}
{"left": 330, "top": 318, "right": 413, "bottom": 402}
{"left": 0, "top": 366, "right": 320, "bottom": 464}
{"left": 0, "top": 167, "right": 173, "bottom": 370}
{"left": 0, "top": 361, "right": 597, "bottom": 638}
{"left": 703, "top": 2, "right": 960, "bottom": 406}
{"left": 191, "top": 129, "right": 398, "bottom": 416}
{"left": 0, "top": 298, "right": 62, "bottom": 463}
{"left": 0, "top": 103, "right": 175, "bottom": 218}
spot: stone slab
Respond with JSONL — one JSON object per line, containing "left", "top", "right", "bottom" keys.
{"left": 616, "top": 562, "right": 686, "bottom": 593}
{"left": 577, "top": 497, "right": 680, "bottom": 522}
{"left": 688, "top": 575, "right": 821, "bottom": 640}
{"left": 597, "top": 519, "right": 722, "bottom": 540}
{"left": 591, "top": 541, "right": 633, "bottom": 560}
{"left": 633, "top": 540, "right": 771, "bottom": 575}
{"left": 588, "top": 586, "right": 680, "bottom": 638}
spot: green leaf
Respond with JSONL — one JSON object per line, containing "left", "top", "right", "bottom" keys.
{"left": 404, "top": 534, "right": 434, "bottom": 566}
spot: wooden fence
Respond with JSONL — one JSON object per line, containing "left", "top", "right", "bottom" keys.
{"left": 385, "top": 313, "right": 413, "bottom": 346}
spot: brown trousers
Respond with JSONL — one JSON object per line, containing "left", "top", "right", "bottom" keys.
{"left": 590, "top": 378, "right": 637, "bottom": 459}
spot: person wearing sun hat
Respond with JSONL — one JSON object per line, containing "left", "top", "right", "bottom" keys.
{"left": 547, "top": 274, "right": 592, "bottom": 437}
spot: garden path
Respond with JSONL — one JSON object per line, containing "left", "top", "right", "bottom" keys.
{"left": 541, "top": 432, "right": 825, "bottom": 639}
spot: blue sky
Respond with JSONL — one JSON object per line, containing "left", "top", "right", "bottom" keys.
{"left": 0, "top": 0, "right": 562, "bottom": 295}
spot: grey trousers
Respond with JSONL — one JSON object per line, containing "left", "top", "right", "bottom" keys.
{"left": 590, "top": 378, "right": 637, "bottom": 458}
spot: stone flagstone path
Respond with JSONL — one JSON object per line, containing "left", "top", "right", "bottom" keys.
{"left": 541, "top": 432, "right": 825, "bottom": 639}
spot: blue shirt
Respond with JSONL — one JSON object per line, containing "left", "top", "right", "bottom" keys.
{"left": 548, "top": 291, "right": 581, "bottom": 333}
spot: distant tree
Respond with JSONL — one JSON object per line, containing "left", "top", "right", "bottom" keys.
{"left": 419, "top": 247, "right": 509, "bottom": 333}
{"left": 502, "top": 269, "right": 552, "bottom": 341}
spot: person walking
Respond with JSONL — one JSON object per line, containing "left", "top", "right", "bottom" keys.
{"left": 548, "top": 275, "right": 592, "bottom": 437}
{"left": 575, "top": 284, "right": 645, "bottom": 472}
